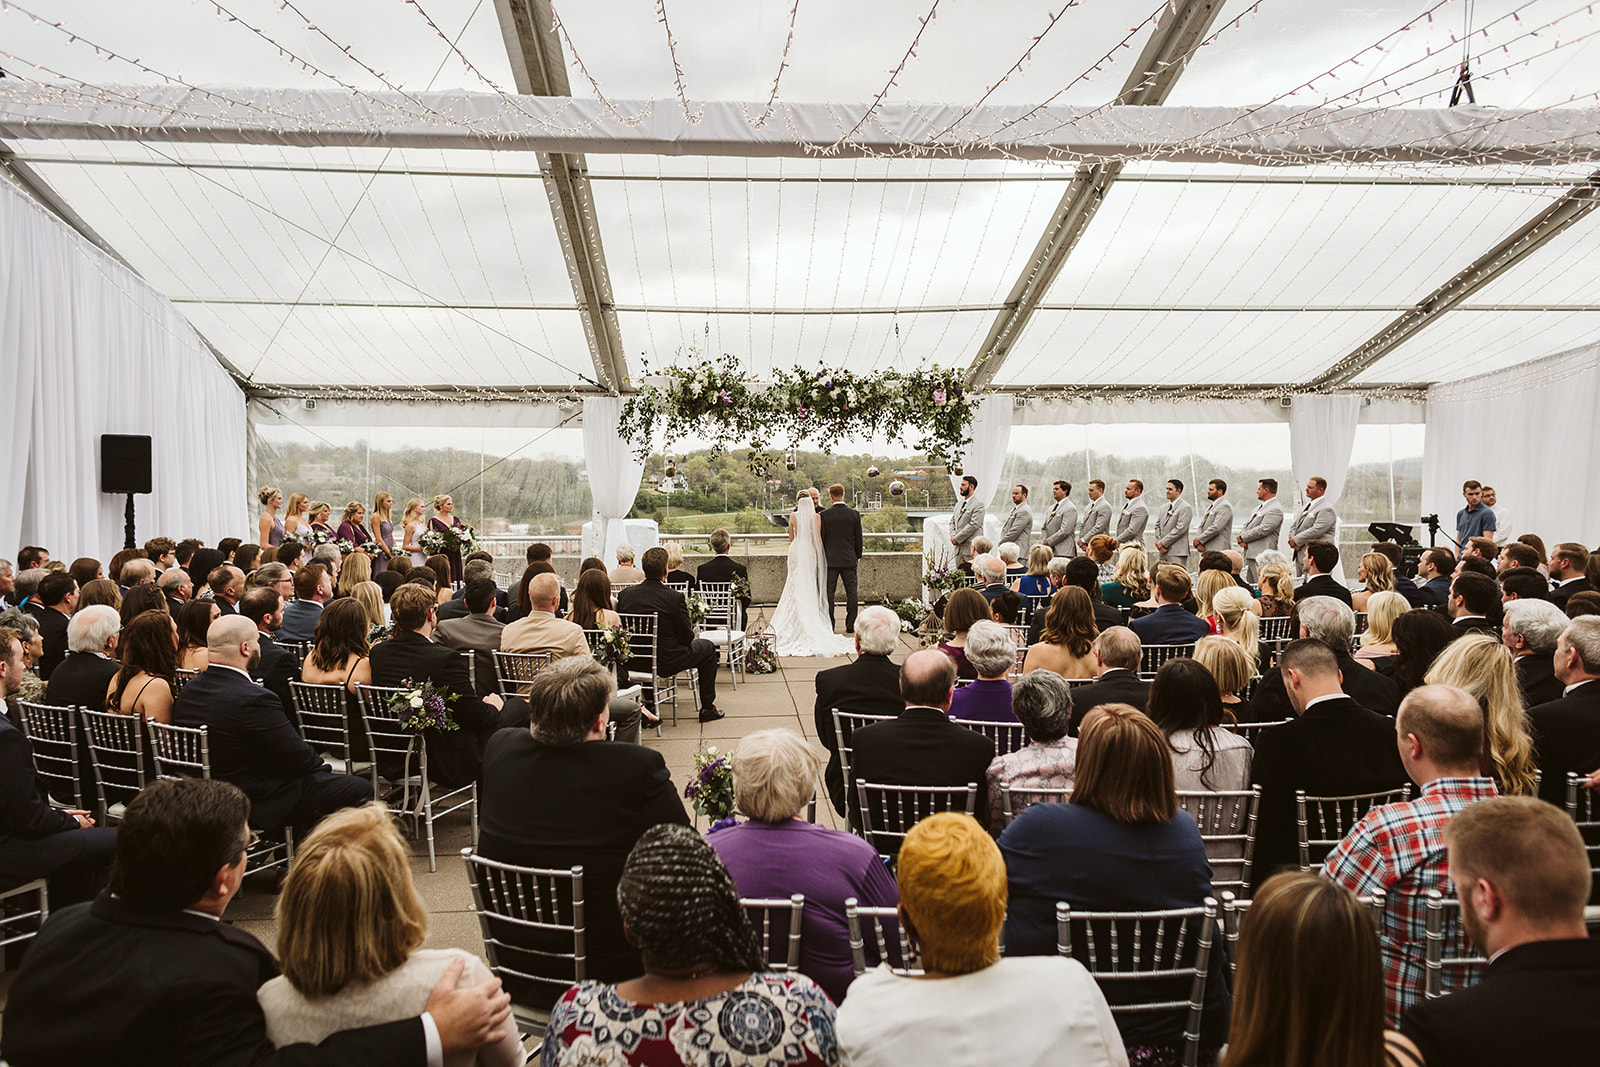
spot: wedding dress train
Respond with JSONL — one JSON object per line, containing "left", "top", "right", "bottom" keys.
{"left": 770, "top": 496, "right": 855, "bottom": 658}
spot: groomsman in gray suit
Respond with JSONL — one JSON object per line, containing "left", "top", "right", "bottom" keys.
{"left": 1077, "top": 480, "right": 1111, "bottom": 553}
{"left": 1286, "top": 475, "right": 1338, "bottom": 575}
{"left": 1192, "top": 479, "right": 1235, "bottom": 557}
{"left": 1041, "top": 481, "right": 1078, "bottom": 558}
{"left": 997, "top": 485, "right": 1034, "bottom": 556}
{"left": 949, "top": 475, "right": 985, "bottom": 561}
{"left": 1237, "top": 478, "right": 1285, "bottom": 582}
{"left": 1114, "top": 480, "right": 1149, "bottom": 546}
{"left": 1153, "top": 479, "right": 1194, "bottom": 565}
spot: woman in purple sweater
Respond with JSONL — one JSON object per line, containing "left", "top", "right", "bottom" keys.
{"left": 708, "top": 729, "right": 899, "bottom": 1003}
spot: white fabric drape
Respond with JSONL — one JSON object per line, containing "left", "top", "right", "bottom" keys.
{"left": 582, "top": 396, "right": 646, "bottom": 570}
{"left": 1424, "top": 346, "right": 1600, "bottom": 546}
{"left": 1288, "top": 395, "right": 1362, "bottom": 576}
{"left": 0, "top": 180, "right": 247, "bottom": 561}
{"left": 948, "top": 394, "right": 1014, "bottom": 511}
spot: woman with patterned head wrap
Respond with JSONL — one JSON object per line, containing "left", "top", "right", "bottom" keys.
{"left": 541, "top": 823, "right": 838, "bottom": 1066}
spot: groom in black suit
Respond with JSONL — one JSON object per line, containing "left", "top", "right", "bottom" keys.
{"left": 821, "top": 484, "right": 864, "bottom": 633}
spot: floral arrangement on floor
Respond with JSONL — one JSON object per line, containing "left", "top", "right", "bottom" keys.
{"left": 418, "top": 525, "right": 479, "bottom": 557}
{"left": 888, "top": 597, "right": 932, "bottom": 633}
{"left": 389, "top": 679, "right": 459, "bottom": 734}
{"left": 744, "top": 633, "right": 779, "bottom": 674}
{"left": 685, "top": 746, "right": 736, "bottom": 831}
{"left": 591, "top": 623, "right": 632, "bottom": 669}
{"left": 923, "top": 549, "right": 971, "bottom": 600}
{"left": 620, "top": 352, "right": 982, "bottom": 472}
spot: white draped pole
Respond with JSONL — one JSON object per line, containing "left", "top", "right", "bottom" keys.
{"left": 948, "top": 395, "right": 1015, "bottom": 511}
{"left": 583, "top": 397, "right": 646, "bottom": 571}
{"left": 1288, "top": 394, "right": 1363, "bottom": 577}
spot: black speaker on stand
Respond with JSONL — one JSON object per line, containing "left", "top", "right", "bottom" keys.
{"left": 101, "top": 435, "right": 153, "bottom": 550}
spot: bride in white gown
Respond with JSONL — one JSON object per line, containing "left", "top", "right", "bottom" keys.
{"left": 770, "top": 491, "right": 855, "bottom": 657}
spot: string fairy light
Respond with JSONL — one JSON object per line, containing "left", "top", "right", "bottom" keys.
{"left": 820, "top": 0, "right": 942, "bottom": 155}
{"left": 655, "top": 0, "right": 703, "bottom": 125}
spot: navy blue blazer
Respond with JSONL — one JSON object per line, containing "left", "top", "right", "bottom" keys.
{"left": 1129, "top": 603, "right": 1210, "bottom": 645}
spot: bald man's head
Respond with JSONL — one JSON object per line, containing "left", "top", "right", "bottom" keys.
{"left": 900, "top": 648, "right": 957, "bottom": 709}
{"left": 528, "top": 572, "right": 561, "bottom": 611}
{"left": 1397, "top": 684, "right": 1484, "bottom": 773}
{"left": 206, "top": 615, "right": 260, "bottom": 672}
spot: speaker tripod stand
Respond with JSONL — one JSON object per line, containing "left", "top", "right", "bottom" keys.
{"left": 123, "top": 492, "right": 137, "bottom": 550}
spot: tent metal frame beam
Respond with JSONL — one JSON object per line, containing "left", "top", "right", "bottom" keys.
{"left": 495, "top": 0, "right": 627, "bottom": 394}
{"left": 965, "top": 0, "right": 1225, "bottom": 390}
{"left": 1307, "top": 167, "right": 1600, "bottom": 389}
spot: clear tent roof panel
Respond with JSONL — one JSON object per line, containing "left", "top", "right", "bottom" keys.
{"left": 1352, "top": 310, "right": 1600, "bottom": 384}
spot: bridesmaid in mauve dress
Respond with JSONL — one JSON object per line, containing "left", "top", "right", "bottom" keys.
{"left": 335, "top": 501, "right": 374, "bottom": 553}
{"left": 428, "top": 494, "right": 468, "bottom": 585}
{"left": 308, "top": 501, "right": 335, "bottom": 540}
{"left": 369, "top": 492, "right": 394, "bottom": 574}
{"left": 257, "top": 486, "right": 285, "bottom": 552}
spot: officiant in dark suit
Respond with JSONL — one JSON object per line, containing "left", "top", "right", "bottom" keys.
{"left": 821, "top": 484, "right": 864, "bottom": 634}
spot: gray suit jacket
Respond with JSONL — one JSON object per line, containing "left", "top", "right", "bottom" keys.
{"left": 1078, "top": 497, "right": 1111, "bottom": 544}
{"left": 1041, "top": 498, "right": 1078, "bottom": 557}
{"left": 1114, "top": 498, "right": 1148, "bottom": 544}
{"left": 1154, "top": 498, "right": 1193, "bottom": 558}
{"left": 997, "top": 503, "right": 1033, "bottom": 555}
{"left": 433, "top": 612, "right": 506, "bottom": 699}
{"left": 1237, "top": 498, "right": 1285, "bottom": 559}
{"left": 950, "top": 496, "right": 985, "bottom": 555}
{"left": 1194, "top": 498, "right": 1234, "bottom": 555}
{"left": 1288, "top": 498, "right": 1338, "bottom": 568}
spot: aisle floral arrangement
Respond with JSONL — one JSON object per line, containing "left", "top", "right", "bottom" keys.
{"left": 592, "top": 624, "right": 632, "bottom": 669}
{"left": 389, "top": 679, "right": 458, "bottom": 734}
{"left": 744, "top": 633, "right": 779, "bottom": 674}
{"left": 685, "top": 747, "right": 736, "bottom": 831}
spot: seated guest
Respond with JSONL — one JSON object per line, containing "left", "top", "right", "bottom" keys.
{"left": 504, "top": 562, "right": 541, "bottom": 624}
{"left": 1322, "top": 685, "right": 1499, "bottom": 1024}
{"left": 849, "top": 649, "right": 995, "bottom": 843}
{"left": 984, "top": 671, "right": 1079, "bottom": 832}
{"left": 999, "top": 704, "right": 1229, "bottom": 1060}
{"left": 175, "top": 598, "right": 217, "bottom": 671}
{"left": 1387, "top": 608, "right": 1458, "bottom": 698}
{"left": 436, "top": 559, "right": 500, "bottom": 622}
{"left": 1351, "top": 550, "right": 1396, "bottom": 612}
{"left": 936, "top": 587, "right": 990, "bottom": 681}
{"left": 661, "top": 540, "right": 697, "bottom": 591}
{"left": 370, "top": 586, "right": 524, "bottom": 789}
{"left": 998, "top": 542, "right": 1025, "bottom": 579}
{"left": 1548, "top": 542, "right": 1591, "bottom": 609}
{"left": 1066, "top": 626, "right": 1150, "bottom": 733}
{"left": 1414, "top": 547, "right": 1455, "bottom": 608}
{"left": 1254, "top": 558, "right": 1296, "bottom": 617}
{"left": 332, "top": 551, "right": 373, "bottom": 603}
{"left": 616, "top": 548, "right": 721, "bottom": 723}
{"left": 1497, "top": 540, "right": 1542, "bottom": 575}
{"left": 1056, "top": 556, "right": 1122, "bottom": 634}
{"left": 0, "top": 608, "right": 48, "bottom": 706}
{"left": 949, "top": 621, "right": 1018, "bottom": 723}
{"left": 478, "top": 657, "right": 688, "bottom": 996}
{"left": 607, "top": 543, "right": 645, "bottom": 586}
{"left": 69, "top": 556, "right": 104, "bottom": 591}
{"left": 1021, "top": 586, "right": 1098, "bottom": 679}
{"left": 1227, "top": 872, "right": 1423, "bottom": 1067}
{"left": 1500, "top": 566, "right": 1551, "bottom": 603}
{"left": 1148, "top": 656, "right": 1252, "bottom": 791}
{"left": 1012, "top": 543, "right": 1054, "bottom": 603}
{"left": 1353, "top": 590, "right": 1408, "bottom": 668}
{"left": 990, "top": 589, "right": 1023, "bottom": 625}
{"left": 0, "top": 625, "right": 115, "bottom": 905}
{"left": 1448, "top": 571, "right": 1501, "bottom": 637}
{"left": 695, "top": 528, "right": 750, "bottom": 615}
{"left": 423, "top": 556, "right": 454, "bottom": 605}
{"left": 1194, "top": 633, "right": 1253, "bottom": 711}
{"left": 1424, "top": 634, "right": 1538, "bottom": 796}
{"left": 44, "top": 604, "right": 121, "bottom": 712}
{"left": 158, "top": 567, "right": 191, "bottom": 616}
{"left": 1372, "top": 541, "right": 1423, "bottom": 606}
{"left": 175, "top": 616, "right": 372, "bottom": 837}
{"left": 279, "top": 563, "right": 332, "bottom": 643}
{"left": 708, "top": 729, "right": 899, "bottom": 1004}
{"left": 1570, "top": 590, "right": 1600, "bottom": 618}
{"left": 1455, "top": 554, "right": 1496, "bottom": 581}
{"left": 257, "top": 804, "right": 522, "bottom": 1067}
{"left": 1244, "top": 597, "right": 1400, "bottom": 722}
{"left": 1400, "top": 797, "right": 1600, "bottom": 1064}
{"left": 77, "top": 578, "right": 122, "bottom": 613}
{"left": 2, "top": 776, "right": 508, "bottom": 1066}
{"left": 1527, "top": 617, "right": 1600, "bottom": 808}
{"left": 813, "top": 606, "right": 903, "bottom": 816}
{"left": 1502, "top": 597, "right": 1568, "bottom": 706}
{"left": 838, "top": 812, "right": 1123, "bottom": 1067}
{"left": 1211, "top": 586, "right": 1261, "bottom": 671}
{"left": 1194, "top": 569, "right": 1235, "bottom": 633}
{"left": 974, "top": 554, "right": 1009, "bottom": 603}
{"left": 27, "top": 572, "right": 75, "bottom": 679}
{"left": 505, "top": 572, "right": 645, "bottom": 739}
{"left": 1129, "top": 564, "right": 1209, "bottom": 645}
{"left": 1101, "top": 544, "right": 1149, "bottom": 609}
{"left": 239, "top": 587, "right": 297, "bottom": 715}
{"left": 105, "top": 610, "right": 178, "bottom": 724}
{"left": 544, "top": 823, "right": 836, "bottom": 1066}
{"left": 1299, "top": 540, "right": 1353, "bottom": 607}
{"left": 1250, "top": 639, "right": 1408, "bottom": 886}
{"left": 433, "top": 578, "right": 506, "bottom": 700}
{"left": 350, "top": 581, "right": 387, "bottom": 639}
{"left": 522, "top": 543, "right": 569, "bottom": 615}
{"left": 1087, "top": 533, "right": 1119, "bottom": 583}
{"left": 300, "top": 598, "right": 373, "bottom": 694}
{"left": 206, "top": 565, "right": 245, "bottom": 617}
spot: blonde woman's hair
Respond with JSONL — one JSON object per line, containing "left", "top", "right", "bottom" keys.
{"left": 308, "top": 500, "right": 330, "bottom": 522}
{"left": 896, "top": 813, "right": 1006, "bottom": 976}
{"left": 663, "top": 540, "right": 685, "bottom": 571}
{"left": 274, "top": 804, "right": 427, "bottom": 997}
{"left": 1359, "top": 552, "right": 1394, "bottom": 593}
{"left": 733, "top": 729, "right": 824, "bottom": 823}
{"left": 401, "top": 497, "right": 425, "bottom": 523}
{"left": 351, "top": 581, "right": 385, "bottom": 628}
{"left": 1258, "top": 561, "right": 1295, "bottom": 604}
{"left": 340, "top": 500, "right": 364, "bottom": 523}
{"left": 1211, "top": 586, "right": 1259, "bottom": 665}
{"left": 1424, "top": 634, "right": 1538, "bottom": 796}
{"left": 1194, "top": 635, "right": 1254, "bottom": 697}
{"left": 257, "top": 486, "right": 280, "bottom": 507}
{"left": 371, "top": 492, "right": 393, "bottom": 522}
{"left": 1195, "top": 569, "right": 1235, "bottom": 623}
{"left": 1360, "top": 591, "right": 1408, "bottom": 648}
{"left": 1027, "top": 543, "right": 1054, "bottom": 577}
{"left": 286, "top": 492, "right": 309, "bottom": 518}
{"left": 335, "top": 552, "right": 372, "bottom": 598}
{"left": 1112, "top": 545, "right": 1149, "bottom": 601}
{"left": 431, "top": 494, "right": 451, "bottom": 512}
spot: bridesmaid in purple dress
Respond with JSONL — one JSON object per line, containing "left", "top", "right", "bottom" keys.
{"left": 335, "top": 501, "right": 374, "bottom": 553}
{"left": 369, "top": 492, "right": 394, "bottom": 575}
{"left": 428, "top": 494, "right": 468, "bottom": 585}
{"left": 257, "top": 486, "right": 285, "bottom": 552}
{"left": 308, "top": 501, "right": 335, "bottom": 541}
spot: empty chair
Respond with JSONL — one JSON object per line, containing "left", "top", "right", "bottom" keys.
{"left": 1178, "top": 788, "right": 1260, "bottom": 899}
{"left": 853, "top": 781, "right": 977, "bottom": 863}
{"left": 354, "top": 684, "right": 477, "bottom": 873}
{"left": 15, "top": 701, "right": 83, "bottom": 809}
{"left": 78, "top": 709, "right": 148, "bottom": 824}
{"left": 288, "top": 681, "right": 370, "bottom": 776}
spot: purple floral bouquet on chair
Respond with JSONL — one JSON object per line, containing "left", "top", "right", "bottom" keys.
{"left": 389, "top": 679, "right": 459, "bottom": 734}
{"left": 684, "top": 747, "right": 736, "bottom": 831}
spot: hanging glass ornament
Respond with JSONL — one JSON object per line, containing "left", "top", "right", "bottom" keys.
{"left": 866, "top": 465, "right": 881, "bottom": 478}
{"left": 784, "top": 452, "right": 796, "bottom": 471}
{"left": 889, "top": 479, "right": 906, "bottom": 496}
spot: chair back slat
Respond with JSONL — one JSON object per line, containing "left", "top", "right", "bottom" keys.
{"left": 146, "top": 721, "right": 210, "bottom": 780}
{"left": 16, "top": 701, "right": 82, "bottom": 809}
{"left": 463, "top": 850, "right": 586, "bottom": 1009}
{"left": 741, "top": 895, "right": 805, "bottom": 972}
{"left": 853, "top": 781, "right": 977, "bottom": 862}
{"left": 1177, "top": 788, "right": 1260, "bottom": 897}
{"left": 1296, "top": 787, "right": 1410, "bottom": 871}
{"left": 1139, "top": 644, "right": 1196, "bottom": 679}
{"left": 1220, "top": 889, "right": 1386, "bottom": 979}
{"left": 289, "top": 681, "right": 361, "bottom": 769}
{"left": 78, "top": 709, "right": 148, "bottom": 823}
{"left": 493, "top": 651, "right": 553, "bottom": 698}
{"left": 831, "top": 710, "right": 896, "bottom": 805}
{"left": 998, "top": 784, "right": 1071, "bottom": 827}
{"left": 1423, "top": 889, "right": 1486, "bottom": 998}
{"left": 1259, "top": 615, "right": 1295, "bottom": 641}
{"left": 845, "top": 898, "right": 919, "bottom": 977}
{"left": 1225, "top": 718, "right": 1291, "bottom": 744}
{"left": 171, "top": 668, "right": 199, "bottom": 692}
{"left": 951, "top": 718, "right": 1028, "bottom": 757}
{"left": 1566, "top": 773, "right": 1600, "bottom": 891}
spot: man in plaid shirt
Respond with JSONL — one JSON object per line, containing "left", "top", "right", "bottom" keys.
{"left": 1323, "top": 685, "right": 1499, "bottom": 1025}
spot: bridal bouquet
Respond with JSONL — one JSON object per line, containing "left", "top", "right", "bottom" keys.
{"left": 418, "top": 525, "right": 479, "bottom": 556}
{"left": 684, "top": 747, "right": 736, "bottom": 831}
{"left": 389, "top": 679, "right": 459, "bottom": 734}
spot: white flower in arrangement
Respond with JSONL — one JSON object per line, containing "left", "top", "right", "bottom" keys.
{"left": 705, "top": 745, "right": 718, "bottom": 756}
{"left": 901, "top": 620, "right": 914, "bottom": 632}
{"left": 688, "top": 379, "right": 703, "bottom": 395}
{"left": 409, "top": 694, "right": 424, "bottom": 708}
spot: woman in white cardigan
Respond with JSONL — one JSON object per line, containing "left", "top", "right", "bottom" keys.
{"left": 257, "top": 804, "right": 522, "bottom": 1067}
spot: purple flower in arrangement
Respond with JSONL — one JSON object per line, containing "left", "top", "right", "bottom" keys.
{"left": 719, "top": 389, "right": 732, "bottom": 404}
{"left": 708, "top": 815, "right": 738, "bottom": 833}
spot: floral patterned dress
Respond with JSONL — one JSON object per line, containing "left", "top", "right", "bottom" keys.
{"left": 541, "top": 973, "right": 838, "bottom": 1067}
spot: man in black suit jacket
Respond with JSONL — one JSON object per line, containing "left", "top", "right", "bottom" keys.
{"left": 478, "top": 657, "right": 689, "bottom": 1001}
{"left": 1244, "top": 595, "right": 1400, "bottom": 722}
{"left": 25, "top": 572, "right": 75, "bottom": 679}
{"left": 43, "top": 604, "right": 122, "bottom": 713}
{"left": 617, "top": 547, "right": 721, "bottom": 722}
{"left": 1250, "top": 639, "right": 1408, "bottom": 887}
{"left": 848, "top": 649, "right": 995, "bottom": 850}
{"left": 173, "top": 617, "right": 371, "bottom": 835}
{"left": 1548, "top": 542, "right": 1592, "bottom": 609}
{"left": 1528, "top": 617, "right": 1600, "bottom": 808}
{"left": 439, "top": 558, "right": 511, "bottom": 622}
{"left": 1401, "top": 796, "right": 1600, "bottom": 1065}
{"left": 1504, "top": 599, "right": 1568, "bottom": 707}
{"left": 239, "top": 587, "right": 299, "bottom": 721}
{"left": 695, "top": 529, "right": 751, "bottom": 615}
{"left": 370, "top": 586, "right": 527, "bottom": 789}
{"left": 1, "top": 776, "right": 509, "bottom": 1067}
{"left": 1066, "top": 626, "right": 1151, "bottom": 735}
{"left": 1414, "top": 547, "right": 1454, "bottom": 608}
{"left": 1025, "top": 558, "right": 1122, "bottom": 644}
{"left": 1447, "top": 572, "right": 1500, "bottom": 637}
{"left": 1129, "top": 564, "right": 1210, "bottom": 646}
{"left": 0, "top": 626, "right": 115, "bottom": 905}
{"left": 206, "top": 565, "right": 244, "bottom": 617}
{"left": 820, "top": 484, "right": 864, "bottom": 632}
{"left": 814, "top": 606, "right": 903, "bottom": 815}
{"left": 1298, "top": 539, "right": 1353, "bottom": 607}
